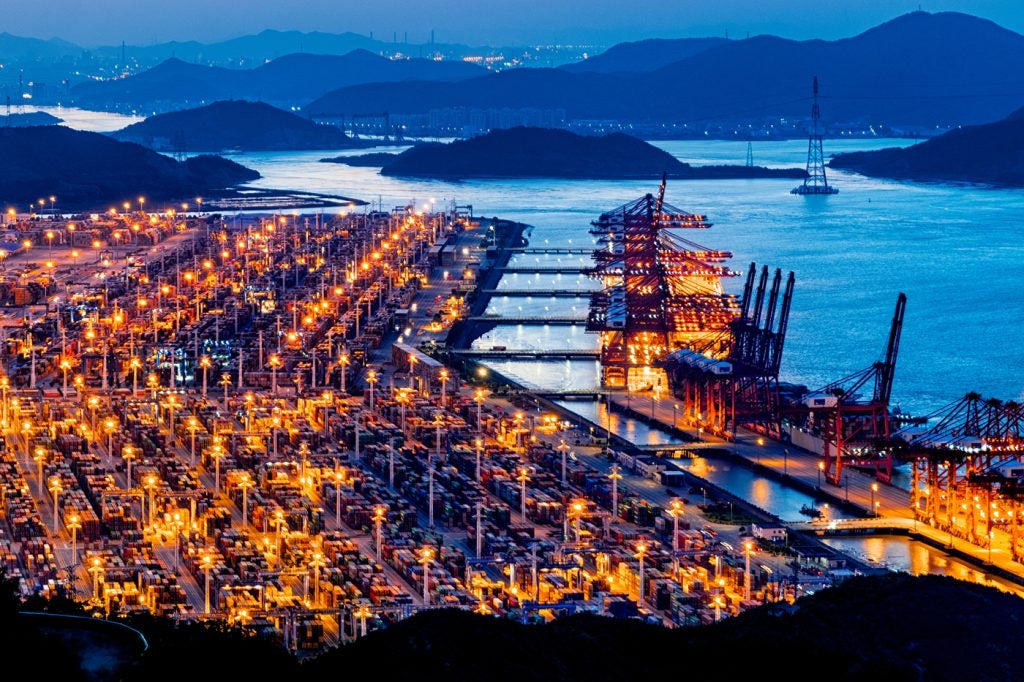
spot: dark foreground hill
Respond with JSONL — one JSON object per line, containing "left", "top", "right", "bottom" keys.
{"left": 0, "top": 126, "right": 259, "bottom": 209}
{"left": 830, "top": 107, "right": 1024, "bottom": 186}
{"left": 78, "top": 574, "right": 1024, "bottom": 681}
{"left": 346, "top": 127, "right": 804, "bottom": 180}
{"left": 112, "top": 100, "right": 359, "bottom": 152}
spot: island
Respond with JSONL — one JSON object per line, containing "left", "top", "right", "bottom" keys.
{"left": 111, "top": 100, "right": 365, "bottom": 152}
{"left": 320, "top": 152, "right": 400, "bottom": 167}
{"left": 326, "top": 127, "right": 805, "bottom": 180}
{"left": 0, "top": 125, "right": 260, "bottom": 210}
{"left": 830, "top": 107, "right": 1024, "bottom": 186}
{"left": 0, "top": 111, "right": 63, "bottom": 127}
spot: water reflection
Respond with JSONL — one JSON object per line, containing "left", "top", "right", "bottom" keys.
{"left": 823, "top": 537, "right": 1024, "bottom": 597}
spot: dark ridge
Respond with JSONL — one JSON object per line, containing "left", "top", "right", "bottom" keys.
{"left": 830, "top": 106, "right": 1024, "bottom": 186}
{"left": 112, "top": 100, "right": 360, "bottom": 151}
{"left": 0, "top": 126, "right": 258, "bottom": 210}
{"left": 370, "top": 127, "right": 804, "bottom": 180}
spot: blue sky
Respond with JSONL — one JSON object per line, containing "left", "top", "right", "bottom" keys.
{"left": 5, "top": 0, "right": 1023, "bottom": 46}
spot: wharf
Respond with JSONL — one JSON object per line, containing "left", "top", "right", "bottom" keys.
{"left": 453, "top": 349, "right": 599, "bottom": 360}
{"left": 465, "top": 315, "right": 587, "bottom": 325}
{"left": 482, "top": 289, "right": 594, "bottom": 298}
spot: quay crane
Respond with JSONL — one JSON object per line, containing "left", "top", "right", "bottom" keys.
{"left": 790, "top": 293, "right": 906, "bottom": 485}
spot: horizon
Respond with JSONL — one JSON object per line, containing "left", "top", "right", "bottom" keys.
{"left": 3, "top": 1, "right": 1023, "bottom": 49}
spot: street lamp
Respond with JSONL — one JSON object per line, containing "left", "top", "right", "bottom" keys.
{"left": 122, "top": 445, "right": 136, "bottom": 489}
{"left": 268, "top": 354, "right": 282, "bottom": 395}
{"left": 557, "top": 439, "right": 570, "bottom": 486}
{"left": 475, "top": 437, "right": 483, "bottom": 483}
{"left": 517, "top": 466, "right": 530, "bottom": 521}
{"left": 129, "top": 357, "right": 141, "bottom": 396}
{"left": 237, "top": 473, "right": 254, "bottom": 530}
{"left": 188, "top": 417, "right": 200, "bottom": 468}
{"left": 439, "top": 368, "right": 449, "bottom": 408}
{"left": 104, "top": 419, "right": 116, "bottom": 457}
{"left": 67, "top": 513, "right": 81, "bottom": 565}
{"left": 200, "top": 356, "right": 212, "bottom": 397}
{"left": 635, "top": 542, "right": 647, "bottom": 606}
{"left": 90, "top": 556, "right": 104, "bottom": 598}
{"left": 474, "top": 388, "right": 486, "bottom": 432}
{"left": 419, "top": 546, "right": 434, "bottom": 606}
{"left": 669, "top": 499, "right": 684, "bottom": 553}
{"left": 33, "top": 446, "right": 47, "bottom": 497}
{"left": 373, "top": 505, "right": 386, "bottom": 564}
{"left": 144, "top": 474, "right": 158, "bottom": 529}
{"left": 309, "top": 551, "right": 327, "bottom": 607}
{"left": 201, "top": 553, "right": 213, "bottom": 614}
{"left": 339, "top": 353, "right": 349, "bottom": 394}
{"left": 608, "top": 465, "right": 622, "bottom": 522}
{"left": 48, "top": 475, "right": 63, "bottom": 533}
{"left": 367, "top": 370, "right": 378, "bottom": 412}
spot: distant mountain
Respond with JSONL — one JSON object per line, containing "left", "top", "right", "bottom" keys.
{"left": 367, "top": 127, "right": 804, "bottom": 180}
{"left": 72, "top": 50, "right": 485, "bottom": 111}
{"left": 111, "top": 100, "right": 359, "bottom": 151}
{"left": 830, "top": 107, "right": 1024, "bottom": 186}
{"left": 0, "top": 32, "right": 80, "bottom": 60}
{"left": 561, "top": 37, "right": 729, "bottom": 73}
{"left": 0, "top": 111, "right": 62, "bottom": 127}
{"left": 0, "top": 126, "right": 258, "bottom": 208}
{"left": 309, "top": 12, "right": 1024, "bottom": 130}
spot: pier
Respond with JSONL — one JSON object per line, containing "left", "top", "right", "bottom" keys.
{"left": 508, "top": 247, "right": 595, "bottom": 255}
{"left": 453, "top": 349, "right": 599, "bottom": 360}
{"left": 466, "top": 315, "right": 588, "bottom": 325}
{"left": 483, "top": 289, "right": 595, "bottom": 298}
{"left": 497, "top": 265, "right": 591, "bottom": 274}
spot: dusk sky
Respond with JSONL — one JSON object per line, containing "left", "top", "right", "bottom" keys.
{"left": 4, "top": 0, "right": 1023, "bottom": 46}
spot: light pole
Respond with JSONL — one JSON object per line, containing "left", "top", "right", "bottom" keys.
{"left": 367, "top": 370, "right": 377, "bottom": 412}
{"left": 33, "top": 447, "right": 47, "bottom": 497}
{"left": 817, "top": 461, "right": 824, "bottom": 488}
{"left": 122, "top": 445, "right": 135, "bottom": 490}
{"left": 105, "top": 419, "right": 116, "bottom": 457}
{"left": 475, "top": 438, "right": 483, "bottom": 483}
{"left": 669, "top": 499, "right": 683, "bottom": 553}
{"left": 517, "top": 466, "right": 530, "bottom": 521}
{"left": 744, "top": 541, "right": 753, "bottom": 602}
{"left": 373, "top": 505, "right": 386, "bottom": 564}
{"left": 333, "top": 464, "right": 344, "bottom": 528}
{"left": 90, "top": 557, "right": 104, "bottom": 598}
{"left": 474, "top": 388, "right": 486, "bottom": 432}
{"left": 871, "top": 482, "right": 878, "bottom": 516}
{"left": 419, "top": 546, "right": 434, "bottom": 606}
{"left": 557, "top": 439, "right": 570, "bottom": 486}
{"left": 202, "top": 554, "right": 213, "bottom": 614}
{"left": 339, "top": 353, "right": 349, "bottom": 394}
{"left": 269, "top": 354, "right": 282, "bottom": 396}
{"left": 439, "top": 368, "right": 449, "bottom": 408}
{"left": 129, "top": 357, "right": 141, "bottom": 396}
{"left": 433, "top": 411, "right": 444, "bottom": 461}
{"left": 67, "top": 513, "right": 81, "bottom": 567}
{"left": 608, "top": 465, "right": 622, "bottom": 522}
{"left": 428, "top": 457, "right": 436, "bottom": 528}
{"left": 188, "top": 417, "right": 199, "bottom": 468}
{"left": 200, "top": 356, "right": 211, "bottom": 397}
{"left": 49, "top": 476, "right": 62, "bottom": 534}
{"left": 238, "top": 473, "right": 254, "bottom": 530}
{"left": 144, "top": 474, "right": 158, "bottom": 529}
{"left": 635, "top": 542, "right": 647, "bottom": 606}
{"left": 310, "top": 552, "right": 326, "bottom": 606}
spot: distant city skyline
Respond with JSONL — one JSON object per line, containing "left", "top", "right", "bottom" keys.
{"left": 4, "top": 0, "right": 1024, "bottom": 47}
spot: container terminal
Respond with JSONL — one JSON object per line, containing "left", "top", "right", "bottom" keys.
{"left": 0, "top": 188, "right": 1021, "bottom": 654}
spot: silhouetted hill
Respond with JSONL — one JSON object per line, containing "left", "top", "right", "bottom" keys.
{"left": 296, "top": 574, "right": 1024, "bottom": 682}
{"left": 0, "top": 32, "right": 80, "bottom": 60}
{"left": 0, "top": 126, "right": 258, "bottom": 209}
{"left": 112, "top": 100, "right": 358, "bottom": 151}
{"left": 73, "top": 50, "right": 485, "bottom": 111}
{"left": 321, "top": 152, "right": 400, "bottom": 167}
{"left": 370, "top": 127, "right": 804, "bottom": 180}
{"left": 830, "top": 107, "right": 1024, "bottom": 186}
{"left": 561, "top": 37, "right": 729, "bottom": 73}
{"left": 309, "top": 12, "right": 1024, "bottom": 129}
{"left": 0, "top": 111, "right": 62, "bottom": 127}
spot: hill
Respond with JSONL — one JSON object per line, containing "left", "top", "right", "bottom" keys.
{"left": 0, "top": 111, "right": 62, "bottom": 127}
{"left": 308, "top": 12, "right": 1024, "bottom": 130}
{"left": 73, "top": 50, "right": 485, "bottom": 111}
{"left": 365, "top": 127, "right": 803, "bottom": 180}
{"left": 830, "top": 107, "right": 1024, "bottom": 186}
{"left": 0, "top": 126, "right": 259, "bottom": 209}
{"left": 561, "top": 37, "right": 729, "bottom": 73}
{"left": 112, "top": 100, "right": 358, "bottom": 152}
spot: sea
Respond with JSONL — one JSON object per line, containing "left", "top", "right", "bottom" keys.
{"left": 55, "top": 108, "right": 1024, "bottom": 587}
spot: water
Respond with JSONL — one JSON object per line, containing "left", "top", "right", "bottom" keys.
{"left": 822, "top": 536, "right": 1024, "bottom": 597}
{"left": 21, "top": 105, "right": 143, "bottom": 132}
{"left": 221, "top": 137, "right": 1024, "bottom": 418}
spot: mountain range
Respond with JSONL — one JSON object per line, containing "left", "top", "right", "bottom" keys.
{"left": 72, "top": 50, "right": 485, "bottom": 112}
{"left": 308, "top": 12, "right": 1024, "bottom": 130}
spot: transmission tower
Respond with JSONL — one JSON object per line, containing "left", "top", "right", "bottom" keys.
{"left": 791, "top": 76, "right": 838, "bottom": 195}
